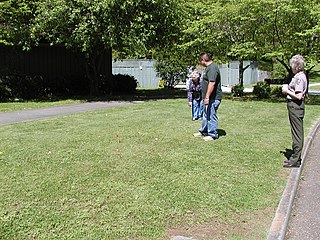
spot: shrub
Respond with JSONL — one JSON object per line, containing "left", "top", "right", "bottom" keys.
{"left": 271, "top": 86, "right": 285, "bottom": 98}
{"left": 231, "top": 84, "right": 244, "bottom": 97}
{"left": 0, "top": 71, "right": 48, "bottom": 100}
{"left": 46, "top": 75, "right": 89, "bottom": 96}
{"left": 159, "top": 79, "right": 166, "bottom": 88}
{"left": 100, "top": 74, "right": 138, "bottom": 94}
{"left": 253, "top": 81, "right": 271, "bottom": 99}
{"left": 0, "top": 78, "right": 12, "bottom": 101}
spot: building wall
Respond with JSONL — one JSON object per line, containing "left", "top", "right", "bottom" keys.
{"left": 112, "top": 59, "right": 160, "bottom": 88}
{"left": 220, "top": 61, "right": 260, "bottom": 86}
{"left": 113, "top": 59, "right": 264, "bottom": 89}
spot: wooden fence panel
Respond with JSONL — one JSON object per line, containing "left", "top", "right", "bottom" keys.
{"left": 0, "top": 45, "right": 111, "bottom": 79}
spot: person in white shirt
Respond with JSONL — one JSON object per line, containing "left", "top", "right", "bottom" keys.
{"left": 282, "top": 54, "right": 307, "bottom": 168}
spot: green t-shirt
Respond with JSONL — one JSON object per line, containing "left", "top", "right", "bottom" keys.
{"left": 201, "top": 62, "right": 222, "bottom": 100}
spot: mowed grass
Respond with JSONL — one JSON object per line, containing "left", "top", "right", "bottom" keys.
{"left": 1, "top": 99, "right": 320, "bottom": 239}
{"left": 0, "top": 99, "right": 82, "bottom": 113}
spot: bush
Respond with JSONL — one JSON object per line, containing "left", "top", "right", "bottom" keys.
{"left": 271, "top": 86, "right": 285, "bottom": 98}
{"left": 100, "top": 74, "right": 138, "bottom": 94}
{"left": 46, "top": 75, "right": 89, "bottom": 96}
{"left": 0, "top": 71, "right": 49, "bottom": 100}
{"left": 159, "top": 79, "right": 166, "bottom": 88}
{"left": 253, "top": 81, "right": 271, "bottom": 99}
{"left": 0, "top": 70, "right": 90, "bottom": 101}
{"left": 231, "top": 84, "right": 244, "bottom": 97}
{"left": 0, "top": 78, "right": 12, "bottom": 101}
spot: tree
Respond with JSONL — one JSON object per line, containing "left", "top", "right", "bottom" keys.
{"left": 30, "top": 0, "right": 183, "bottom": 95}
{"left": 260, "top": 0, "right": 320, "bottom": 80}
{"left": 0, "top": 0, "right": 39, "bottom": 46}
{"left": 177, "top": 0, "right": 320, "bottom": 88}
{"left": 177, "top": 0, "right": 268, "bottom": 88}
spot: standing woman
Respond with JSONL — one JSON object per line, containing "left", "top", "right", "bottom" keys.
{"left": 282, "top": 54, "right": 308, "bottom": 168}
{"left": 188, "top": 70, "right": 203, "bottom": 120}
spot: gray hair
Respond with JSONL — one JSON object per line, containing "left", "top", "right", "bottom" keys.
{"left": 290, "top": 54, "right": 305, "bottom": 72}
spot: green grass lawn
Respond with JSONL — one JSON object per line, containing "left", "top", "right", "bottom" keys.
{"left": 0, "top": 99, "right": 83, "bottom": 113}
{"left": 309, "top": 84, "right": 320, "bottom": 91}
{"left": 1, "top": 98, "right": 320, "bottom": 239}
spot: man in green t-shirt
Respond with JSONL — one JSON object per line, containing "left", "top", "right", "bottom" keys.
{"left": 193, "top": 52, "right": 222, "bottom": 141}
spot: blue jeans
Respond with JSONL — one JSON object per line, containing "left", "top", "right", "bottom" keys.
{"left": 199, "top": 99, "right": 221, "bottom": 139}
{"left": 192, "top": 99, "right": 204, "bottom": 119}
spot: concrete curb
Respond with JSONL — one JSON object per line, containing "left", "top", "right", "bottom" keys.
{"left": 267, "top": 119, "right": 320, "bottom": 240}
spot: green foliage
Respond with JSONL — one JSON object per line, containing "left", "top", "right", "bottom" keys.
{"left": 174, "top": 0, "right": 320, "bottom": 86}
{"left": 253, "top": 81, "right": 272, "bottom": 99}
{"left": 99, "top": 74, "right": 138, "bottom": 94}
{"left": 0, "top": 80, "right": 11, "bottom": 101}
{"left": 0, "top": 70, "right": 92, "bottom": 101}
{"left": 27, "top": 0, "right": 183, "bottom": 95}
{"left": 30, "top": 0, "right": 183, "bottom": 57}
{"left": 0, "top": 72, "right": 46, "bottom": 100}
{"left": 2, "top": 0, "right": 320, "bottom": 98}
{"left": 0, "top": 1, "right": 37, "bottom": 46}
{"left": 231, "top": 84, "right": 244, "bottom": 97}
{"left": 154, "top": 60, "right": 188, "bottom": 88}
{"left": 271, "top": 85, "right": 285, "bottom": 98}
{"left": 158, "top": 79, "right": 166, "bottom": 88}
{"left": 270, "top": 61, "right": 288, "bottom": 79}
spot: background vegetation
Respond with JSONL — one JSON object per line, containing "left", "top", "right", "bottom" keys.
{"left": 1, "top": 0, "right": 320, "bottom": 238}
{"left": 2, "top": 0, "right": 320, "bottom": 98}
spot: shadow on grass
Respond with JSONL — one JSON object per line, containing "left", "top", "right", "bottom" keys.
{"left": 218, "top": 129, "right": 227, "bottom": 138}
{"left": 280, "top": 148, "right": 293, "bottom": 160}
{"left": 6, "top": 88, "right": 320, "bottom": 105}
{"left": 27, "top": 88, "right": 187, "bottom": 103}
{"left": 223, "top": 93, "right": 320, "bottom": 105}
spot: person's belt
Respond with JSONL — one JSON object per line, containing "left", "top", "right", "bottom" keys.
{"left": 287, "top": 99, "right": 303, "bottom": 103}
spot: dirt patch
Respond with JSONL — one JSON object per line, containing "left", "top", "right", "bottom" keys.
{"left": 164, "top": 207, "right": 276, "bottom": 240}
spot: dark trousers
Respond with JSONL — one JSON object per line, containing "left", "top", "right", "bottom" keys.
{"left": 287, "top": 100, "right": 305, "bottom": 164}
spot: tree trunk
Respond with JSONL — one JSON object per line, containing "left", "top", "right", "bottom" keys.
{"left": 239, "top": 60, "right": 244, "bottom": 88}
{"left": 276, "top": 57, "right": 293, "bottom": 84}
{"left": 238, "top": 60, "right": 252, "bottom": 87}
{"left": 85, "top": 58, "right": 99, "bottom": 96}
{"left": 84, "top": 49, "right": 112, "bottom": 96}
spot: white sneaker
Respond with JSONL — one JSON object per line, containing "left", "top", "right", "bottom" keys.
{"left": 203, "top": 136, "right": 214, "bottom": 141}
{"left": 193, "top": 132, "right": 202, "bottom": 137}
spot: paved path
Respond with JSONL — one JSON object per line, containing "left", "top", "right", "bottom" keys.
{"left": 268, "top": 120, "right": 320, "bottom": 240}
{"left": 285, "top": 127, "right": 320, "bottom": 240}
{"left": 0, "top": 101, "right": 137, "bottom": 126}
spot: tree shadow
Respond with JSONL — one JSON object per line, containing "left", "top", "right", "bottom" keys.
{"left": 280, "top": 148, "right": 293, "bottom": 160}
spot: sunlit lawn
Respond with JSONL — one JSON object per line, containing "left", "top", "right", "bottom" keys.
{"left": 1, "top": 98, "right": 320, "bottom": 239}
{"left": 309, "top": 84, "right": 320, "bottom": 91}
{"left": 0, "top": 99, "right": 83, "bottom": 113}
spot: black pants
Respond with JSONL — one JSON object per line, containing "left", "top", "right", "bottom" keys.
{"left": 287, "top": 100, "right": 305, "bottom": 164}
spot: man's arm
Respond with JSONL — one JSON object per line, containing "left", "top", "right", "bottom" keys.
{"left": 204, "top": 81, "right": 215, "bottom": 105}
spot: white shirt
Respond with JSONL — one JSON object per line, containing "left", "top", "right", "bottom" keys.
{"left": 287, "top": 71, "right": 307, "bottom": 100}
